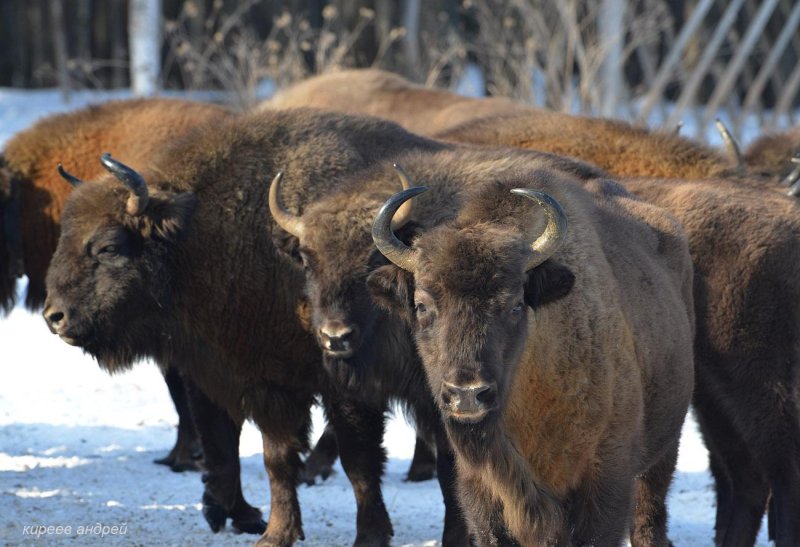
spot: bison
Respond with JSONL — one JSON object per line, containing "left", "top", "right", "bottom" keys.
{"left": 367, "top": 173, "right": 695, "bottom": 546}
{"left": 265, "top": 68, "right": 526, "bottom": 136}
{"left": 269, "top": 69, "right": 800, "bottom": 546}
{"left": 42, "top": 107, "right": 452, "bottom": 546}
{"left": 0, "top": 98, "right": 268, "bottom": 533}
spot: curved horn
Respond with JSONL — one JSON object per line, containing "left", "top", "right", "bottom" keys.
{"left": 510, "top": 189, "right": 568, "bottom": 271}
{"left": 268, "top": 172, "right": 305, "bottom": 239}
{"left": 100, "top": 153, "right": 149, "bottom": 215}
{"left": 372, "top": 186, "right": 428, "bottom": 272}
{"left": 780, "top": 155, "right": 800, "bottom": 188}
{"left": 391, "top": 163, "right": 416, "bottom": 230}
{"left": 57, "top": 163, "right": 84, "bottom": 187}
{"left": 715, "top": 119, "right": 744, "bottom": 175}
{"left": 674, "top": 121, "right": 683, "bottom": 135}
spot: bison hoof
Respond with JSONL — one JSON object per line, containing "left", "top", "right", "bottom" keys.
{"left": 299, "top": 461, "right": 335, "bottom": 486}
{"left": 353, "top": 532, "right": 393, "bottom": 547}
{"left": 154, "top": 441, "right": 204, "bottom": 473}
{"left": 232, "top": 517, "right": 267, "bottom": 535}
{"left": 201, "top": 492, "right": 227, "bottom": 533}
{"left": 231, "top": 502, "right": 266, "bottom": 535}
{"left": 404, "top": 462, "right": 435, "bottom": 482}
{"left": 254, "top": 528, "right": 305, "bottom": 547}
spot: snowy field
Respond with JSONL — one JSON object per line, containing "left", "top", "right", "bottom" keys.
{"left": 0, "top": 88, "right": 771, "bottom": 546}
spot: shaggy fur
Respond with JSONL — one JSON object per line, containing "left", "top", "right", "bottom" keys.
{"left": 264, "top": 69, "right": 757, "bottom": 181}
{"left": 43, "top": 108, "right": 442, "bottom": 547}
{"left": 619, "top": 178, "right": 800, "bottom": 547}
{"left": 368, "top": 175, "right": 695, "bottom": 546}
{"left": 0, "top": 99, "right": 269, "bottom": 533}
{"left": 264, "top": 69, "right": 525, "bottom": 136}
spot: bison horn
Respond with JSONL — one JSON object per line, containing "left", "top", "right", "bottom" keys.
{"left": 787, "top": 158, "right": 800, "bottom": 197}
{"left": 780, "top": 155, "right": 800, "bottom": 189}
{"left": 372, "top": 186, "right": 428, "bottom": 272}
{"left": 391, "top": 163, "right": 416, "bottom": 230}
{"left": 510, "top": 189, "right": 568, "bottom": 271}
{"left": 674, "top": 121, "right": 683, "bottom": 135}
{"left": 715, "top": 119, "right": 744, "bottom": 175}
{"left": 100, "top": 153, "right": 149, "bottom": 215}
{"left": 57, "top": 163, "right": 84, "bottom": 187}
{"left": 268, "top": 172, "right": 305, "bottom": 239}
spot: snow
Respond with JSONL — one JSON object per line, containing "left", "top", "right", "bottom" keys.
{"left": 0, "top": 88, "right": 772, "bottom": 546}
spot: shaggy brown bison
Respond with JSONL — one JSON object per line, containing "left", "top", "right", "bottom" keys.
{"left": 432, "top": 113, "right": 800, "bottom": 547}
{"left": 43, "top": 107, "right": 452, "bottom": 546}
{"left": 265, "top": 68, "right": 525, "bottom": 136}
{"left": 368, "top": 174, "right": 695, "bottom": 546}
{"left": 274, "top": 69, "right": 800, "bottom": 546}
{"left": 0, "top": 98, "right": 269, "bottom": 533}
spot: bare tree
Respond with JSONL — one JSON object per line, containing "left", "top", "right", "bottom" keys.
{"left": 129, "top": 0, "right": 162, "bottom": 96}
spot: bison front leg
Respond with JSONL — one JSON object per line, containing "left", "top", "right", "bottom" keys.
{"left": 253, "top": 391, "right": 314, "bottom": 547}
{"left": 455, "top": 464, "right": 518, "bottom": 547}
{"left": 569, "top": 450, "right": 634, "bottom": 547}
{"left": 326, "top": 394, "right": 393, "bottom": 546}
{"left": 631, "top": 438, "right": 679, "bottom": 547}
{"left": 184, "top": 380, "right": 265, "bottom": 535}
{"left": 433, "top": 427, "right": 470, "bottom": 546}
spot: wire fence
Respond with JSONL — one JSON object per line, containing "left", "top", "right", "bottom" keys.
{"left": 1, "top": 0, "right": 798, "bottom": 139}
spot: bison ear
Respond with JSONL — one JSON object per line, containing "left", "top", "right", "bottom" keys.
{"left": 145, "top": 192, "right": 197, "bottom": 241}
{"left": 524, "top": 260, "right": 574, "bottom": 309}
{"left": 367, "top": 264, "right": 415, "bottom": 324}
{"left": 272, "top": 230, "right": 301, "bottom": 266}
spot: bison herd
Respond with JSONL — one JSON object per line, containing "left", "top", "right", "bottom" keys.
{"left": 2, "top": 68, "right": 799, "bottom": 546}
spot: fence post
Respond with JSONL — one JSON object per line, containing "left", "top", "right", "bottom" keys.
{"left": 598, "top": 0, "right": 625, "bottom": 117}
{"left": 129, "top": 0, "right": 161, "bottom": 96}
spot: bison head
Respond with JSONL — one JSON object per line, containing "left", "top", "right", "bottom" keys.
{"left": 368, "top": 184, "right": 575, "bottom": 431}
{"left": 43, "top": 154, "right": 196, "bottom": 372}
{"left": 269, "top": 166, "right": 417, "bottom": 391}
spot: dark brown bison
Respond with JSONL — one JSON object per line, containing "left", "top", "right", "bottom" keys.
{"left": 43, "top": 107, "right": 449, "bottom": 546}
{"left": 0, "top": 98, "right": 268, "bottom": 533}
{"left": 432, "top": 114, "right": 800, "bottom": 547}
{"left": 275, "top": 70, "right": 800, "bottom": 546}
{"left": 368, "top": 174, "right": 695, "bottom": 546}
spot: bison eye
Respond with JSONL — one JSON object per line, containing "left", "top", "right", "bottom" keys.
{"left": 510, "top": 302, "right": 523, "bottom": 316}
{"left": 99, "top": 244, "right": 119, "bottom": 255}
{"left": 415, "top": 302, "right": 427, "bottom": 314}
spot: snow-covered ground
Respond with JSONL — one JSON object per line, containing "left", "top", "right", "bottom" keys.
{"left": 0, "top": 88, "right": 772, "bottom": 546}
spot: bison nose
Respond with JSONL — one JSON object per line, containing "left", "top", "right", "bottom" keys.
{"left": 318, "top": 320, "right": 360, "bottom": 357}
{"left": 441, "top": 381, "right": 497, "bottom": 421}
{"left": 43, "top": 304, "right": 66, "bottom": 335}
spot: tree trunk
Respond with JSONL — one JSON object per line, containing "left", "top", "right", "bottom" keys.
{"left": 49, "top": 0, "right": 70, "bottom": 100}
{"left": 129, "top": 0, "right": 162, "bottom": 96}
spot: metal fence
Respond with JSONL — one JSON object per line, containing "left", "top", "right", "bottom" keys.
{"left": 1, "top": 0, "right": 799, "bottom": 139}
